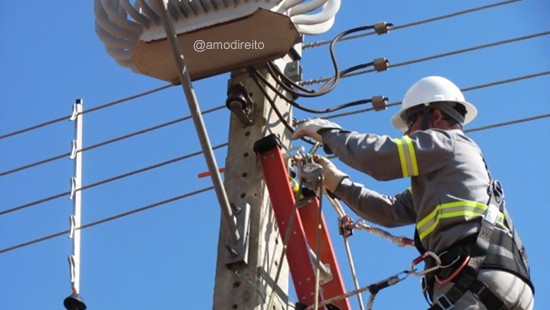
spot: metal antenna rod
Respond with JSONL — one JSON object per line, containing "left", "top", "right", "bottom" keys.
{"left": 155, "top": 0, "right": 240, "bottom": 245}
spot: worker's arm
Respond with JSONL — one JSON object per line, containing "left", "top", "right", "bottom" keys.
{"left": 321, "top": 129, "right": 455, "bottom": 181}
{"left": 334, "top": 180, "right": 415, "bottom": 227}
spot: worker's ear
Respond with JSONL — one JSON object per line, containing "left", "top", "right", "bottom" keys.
{"left": 431, "top": 108, "right": 447, "bottom": 128}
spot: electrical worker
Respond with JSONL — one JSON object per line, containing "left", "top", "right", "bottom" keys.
{"left": 292, "top": 76, "right": 534, "bottom": 309}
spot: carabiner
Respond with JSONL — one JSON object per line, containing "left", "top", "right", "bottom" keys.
{"left": 409, "top": 251, "right": 442, "bottom": 276}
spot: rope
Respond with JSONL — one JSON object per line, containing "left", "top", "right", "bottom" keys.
{"left": 303, "top": 0, "right": 523, "bottom": 49}
{"left": 0, "top": 186, "right": 214, "bottom": 254}
{"left": 302, "top": 31, "right": 550, "bottom": 86}
{"left": 0, "top": 84, "right": 173, "bottom": 141}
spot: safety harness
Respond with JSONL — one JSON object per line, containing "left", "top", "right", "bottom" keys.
{"left": 414, "top": 178, "right": 534, "bottom": 310}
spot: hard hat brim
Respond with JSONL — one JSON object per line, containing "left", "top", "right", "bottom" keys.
{"left": 391, "top": 100, "right": 477, "bottom": 132}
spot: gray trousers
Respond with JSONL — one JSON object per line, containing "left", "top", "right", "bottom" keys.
{"left": 432, "top": 269, "right": 534, "bottom": 309}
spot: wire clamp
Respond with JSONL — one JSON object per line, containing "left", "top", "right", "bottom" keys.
{"left": 371, "top": 96, "right": 388, "bottom": 111}
{"left": 373, "top": 58, "right": 389, "bottom": 72}
{"left": 374, "top": 22, "right": 393, "bottom": 35}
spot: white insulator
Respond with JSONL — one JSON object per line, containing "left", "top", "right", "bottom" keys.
{"left": 287, "top": 0, "right": 327, "bottom": 17}
{"left": 276, "top": 0, "right": 304, "bottom": 13}
{"left": 295, "top": 16, "right": 335, "bottom": 35}
{"left": 291, "top": 0, "right": 339, "bottom": 25}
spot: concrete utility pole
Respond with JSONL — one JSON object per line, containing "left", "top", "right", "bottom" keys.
{"left": 213, "top": 58, "right": 299, "bottom": 309}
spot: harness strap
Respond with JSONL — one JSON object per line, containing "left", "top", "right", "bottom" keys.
{"left": 428, "top": 268, "right": 507, "bottom": 310}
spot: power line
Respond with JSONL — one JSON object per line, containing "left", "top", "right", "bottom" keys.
{"left": 0, "top": 105, "right": 225, "bottom": 178}
{"left": 3, "top": 71, "right": 547, "bottom": 216}
{"left": 0, "top": 143, "right": 228, "bottom": 216}
{"left": 0, "top": 84, "right": 173, "bottom": 141}
{"left": 302, "top": 31, "right": 550, "bottom": 86}
{"left": 465, "top": 113, "right": 550, "bottom": 133}
{"left": 303, "top": 0, "right": 523, "bottom": 49}
{"left": 0, "top": 186, "right": 214, "bottom": 255}
{"left": 1, "top": 112, "right": 548, "bottom": 253}
{"left": 324, "top": 70, "right": 550, "bottom": 120}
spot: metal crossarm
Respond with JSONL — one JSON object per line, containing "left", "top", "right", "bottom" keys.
{"left": 254, "top": 134, "right": 350, "bottom": 310}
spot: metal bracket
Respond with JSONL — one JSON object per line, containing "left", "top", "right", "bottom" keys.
{"left": 226, "top": 83, "right": 255, "bottom": 127}
{"left": 225, "top": 203, "right": 251, "bottom": 268}
{"left": 284, "top": 61, "right": 303, "bottom": 82}
{"left": 70, "top": 177, "right": 77, "bottom": 200}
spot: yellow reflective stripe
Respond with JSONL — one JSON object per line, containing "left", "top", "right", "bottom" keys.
{"left": 393, "top": 138, "right": 408, "bottom": 177}
{"left": 392, "top": 137, "right": 419, "bottom": 177}
{"left": 416, "top": 201, "right": 505, "bottom": 240}
{"left": 404, "top": 136, "right": 419, "bottom": 176}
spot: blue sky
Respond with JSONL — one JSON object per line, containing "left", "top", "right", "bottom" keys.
{"left": 1, "top": 1, "right": 548, "bottom": 309}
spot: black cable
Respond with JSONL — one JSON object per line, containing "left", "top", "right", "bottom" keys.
{"left": 0, "top": 105, "right": 225, "bottom": 178}
{"left": 268, "top": 24, "right": 387, "bottom": 98}
{"left": 302, "top": 31, "right": 550, "bottom": 86}
{"left": 0, "top": 84, "right": 173, "bottom": 141}
{"left": 0, "top": 143, "right": 228, "bottom": 216}
{"left": 251, "top": 68, "right": 375, "bottom": 114}
{"left": 0, "top": 186, "right": 214, "bottom": 255}
{"left": 248, "top": 69, "right": 316, "bottom": 145}
{"left": 303, "top": 0, "right": 523, "bottom": 49}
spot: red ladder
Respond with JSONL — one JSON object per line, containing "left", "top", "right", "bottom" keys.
{"left": 254, "top": 135, "right": 350, "bottom": 310}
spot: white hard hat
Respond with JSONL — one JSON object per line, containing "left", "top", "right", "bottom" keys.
{"left": 391, "top": 76, "right": 477, "bottom": 132}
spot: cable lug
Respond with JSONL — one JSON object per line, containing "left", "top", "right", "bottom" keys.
{"left": 374, "top": 22, "right": 392, "bottom": 35}
{"left": 371, "top": 96, "right": 388, "bottom": 111}
{"left": 373, "top": 58, "right": 389, "bottom": 72}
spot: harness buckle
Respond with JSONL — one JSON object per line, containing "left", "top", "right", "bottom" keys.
{"left": 433, "top": 293, "right": 454, "bottom": 310}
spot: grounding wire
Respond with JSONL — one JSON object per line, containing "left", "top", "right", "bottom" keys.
{"left": 0, "top": 84, "right": 173, "bottom": 141}
{"left": 302, "top": 31, "right": 550, "bottom": 86}
{"left": 303, "top": 0, "right": 524, "bottom": 49}
{"left": 0, "top": 105, "right": 225, "bottom": 178}
{"left": 0, "top": 143, "right": 228, "bottom": 216}
{"left": 0, "top": 186, "right": 214, "bottom": 255}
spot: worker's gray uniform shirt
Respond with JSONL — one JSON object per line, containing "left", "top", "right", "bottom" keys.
{"left": 322, "top": 128, "right": 504, "bottom": 254}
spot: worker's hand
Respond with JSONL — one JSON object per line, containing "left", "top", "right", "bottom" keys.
{"left": 313, "top": 155, "right": 349, "bottom": 193}
{"left": 292, "top": 118, "right": 342, "bottom": 143}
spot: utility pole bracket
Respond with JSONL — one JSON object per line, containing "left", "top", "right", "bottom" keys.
{"left": 225, "top": 203, "right": 251, "bottom": 268}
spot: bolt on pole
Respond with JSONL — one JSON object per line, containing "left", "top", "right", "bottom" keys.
{"left": 155, "top": 0, "right": 240, "bottom": 245}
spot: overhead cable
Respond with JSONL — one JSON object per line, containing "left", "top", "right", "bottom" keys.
{"left": 302, "top": 31, "right": 550, "bottom": 86}
{"left": 0, "top": 105, "right": 225, "bottom": 178}
{"left": 323, "top": 70, "right": 550, "bottom": 120}
{"left": 0, "top": 143, "right": 228, "bottom": 216}
{"left": 0, "top": 84, "right": 173, "bottom": 141}
{"left": 465, "top": 113, "right": 550, "bottom": 133}
{"left": 303, "top": 0, "right": 523, "bottom": 49}
{"left": 1, "top": 113, "right": 548, "bottom": 253}
{"left": 0, "top": 186, "right": 214, "bottom": 255}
